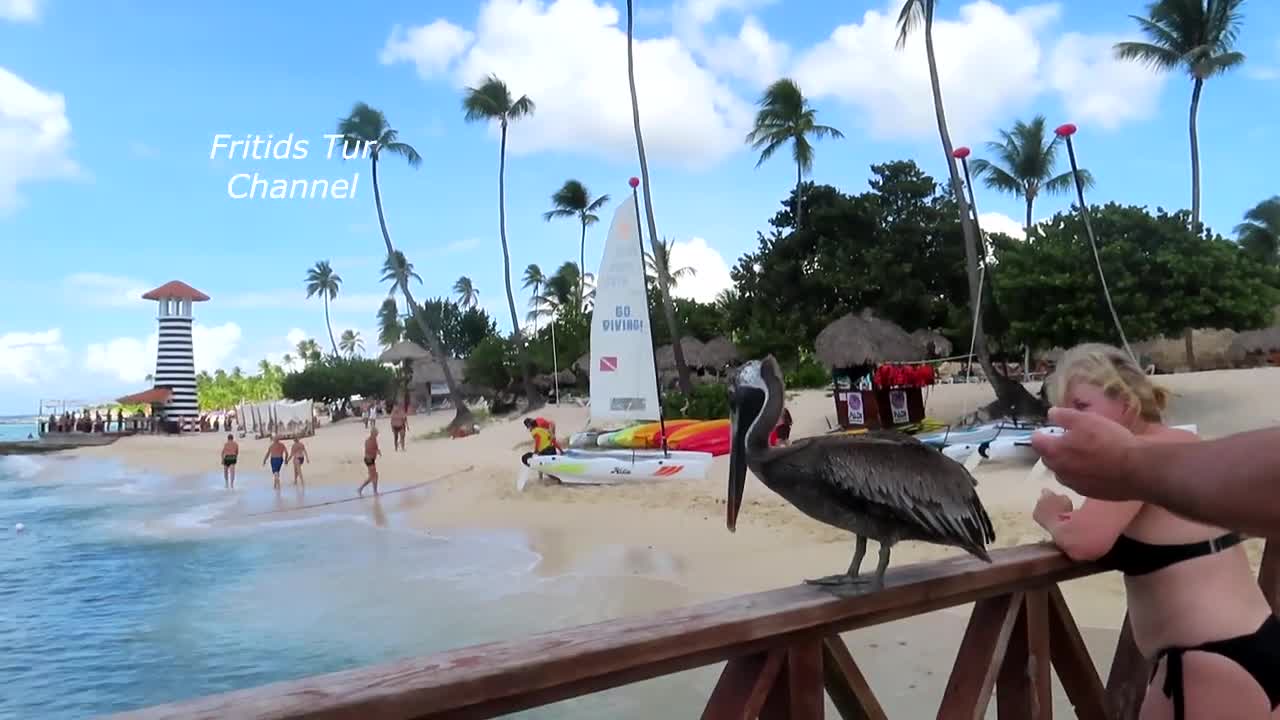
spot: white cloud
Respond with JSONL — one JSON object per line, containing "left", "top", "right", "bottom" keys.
{"left": 84, "top": 322, "right": 243, "bottom": 383}
{"left": 220, "top": 290, "right": 388, "bottom": 313}
{"left": 794, "top": 1, "right": 1057, "bottom": 142}
{"left": 0, "top": 329, "right": 68, "bottom": 384}
{"left": 0, "top": 0, "right": 40, "bottom": 22}
{"left": 1047, "top": 32, "right": 1166, "bottom": 130}
{"left": 381, "top": 0, "right": 754, "bottom": 169}
{"left": 379, "top": 21, "right": 475, "bottom": 78}
{"left": 978, "top": 211, "right": 1025, "bottom": 240}
{"left": 63, "top": 272, "right": 149, "bottom": 307}
{"left": 667, "top": 236, "right": 733, "bottom": 303}
{"left": 696, "top": 16, "right": 790, "bottom": 88}
{"left": 0, "top": 67, "right": 81, "bottom": 213}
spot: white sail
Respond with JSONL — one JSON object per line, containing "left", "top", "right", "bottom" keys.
{"left": 589, "top": 193, "right": 660, "bottom": 425}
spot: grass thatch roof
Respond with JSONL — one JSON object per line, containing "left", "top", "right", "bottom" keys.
{"left": 814, "top": 309, "right": 925, "bottom": 369}
{"left": 410, "top": 356, "right": 467, "bottom": 385}
{"left": 656, "top": 337, "right": 708, "bottom": 370}
{"left": 573, "top": 352, "right": 591, "bottom": 374}
{"left": 910, "top": 329, "right": 953, "bottom": 358}
{"left": 1228, "top": 325, "right": 1280, "bottom": 364}
{"left": 701, "top": 336, "right": 742, "bottom": 368}
{"left": 378, "top": 340, "right": 432, "bottom": 364}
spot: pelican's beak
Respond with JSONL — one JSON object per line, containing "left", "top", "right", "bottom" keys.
{"left": 727, "top": 384, "right": 762, "bottom": 533}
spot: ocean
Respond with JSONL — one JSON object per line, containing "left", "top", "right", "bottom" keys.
{"left": 0, "top": 422, "right": 38, "bottom": 442}
{"left": 0, "top": 456, "right": 716, "bottom": 718}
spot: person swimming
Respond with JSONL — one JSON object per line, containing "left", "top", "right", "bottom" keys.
{"left": 1033, "top": 343, "right": 1279, "bottom": 720}
{"left": 220, "top": 433, "right": 239, "bottom": 489}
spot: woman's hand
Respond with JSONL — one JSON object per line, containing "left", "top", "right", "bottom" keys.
{"left": 1033, "top": 489, "right": 1074, "bottom": 528}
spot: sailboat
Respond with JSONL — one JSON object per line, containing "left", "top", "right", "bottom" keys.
{"left": 521, "top": 189, "right": 716, "bottom": 488}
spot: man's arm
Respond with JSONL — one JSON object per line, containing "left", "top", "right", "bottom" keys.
{"left": 1126, "top": 428, "right": 1280, "bottom": 538}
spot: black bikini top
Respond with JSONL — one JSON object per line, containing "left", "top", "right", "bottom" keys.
{"left": 1096, "top": 532, "right": 1243, "bottom": 577}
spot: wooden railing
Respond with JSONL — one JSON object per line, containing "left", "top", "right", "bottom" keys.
{"left": 107, "top": 541, "right": 1278, "bottom": 720}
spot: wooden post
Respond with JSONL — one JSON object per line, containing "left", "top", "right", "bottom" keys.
{"left": 822, "top": 634, "right": 887, "bottom": 720}
{"left": 1104, "top": 614, "right": 1149, "bottom": 720}
{"left": 703, "top": 650, "right": 784, "bottom": 720}
{"left": 937, "top": 593, "right": 1023, "bottom": 719}
{"left": 1045, "top": 588, "right": 1107, "bottom": 718}
{"left": 997, "top": 590, "right": 1052, "bottom": 720}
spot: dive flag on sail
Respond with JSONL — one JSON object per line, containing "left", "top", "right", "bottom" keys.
{"left": 599, "top": 356, "right": 618, "bottom": 372}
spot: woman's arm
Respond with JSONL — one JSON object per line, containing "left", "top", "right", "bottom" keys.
{"left": 1036, "top": 495, "right": 1144, "bottom": 562}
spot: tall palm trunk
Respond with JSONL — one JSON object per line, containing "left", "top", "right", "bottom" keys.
{"left": 323, "top": 297, "right": 339, "bottom": 356}
{"left": 795, "top": 162, "right": 803, "bottom": 228}
{"left": 370, "top": 152, "right": 474, "bottom": 430}
{"left": 1024, "top": 198, "right": 1034, "bottom": 234}
{"left": 626, "top": 0, "right": 694, "bottom": 395}
{"left": 1181, "top": 77, "right": 1205, "bottom": 370}
{"left": 578, "top": 220, "right": 587, "bottom": 314}
{"left": 498, "top": 121, "right": 541, "bottom": 409}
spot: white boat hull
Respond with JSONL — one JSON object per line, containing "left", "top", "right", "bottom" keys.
{"left": 522, "top": 449, "right": 715, "bottom": 488}
{"left": 944, "top": 423, "right": 1199, "bottom": 467}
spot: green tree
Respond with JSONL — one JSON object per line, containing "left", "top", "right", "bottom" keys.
{"left": 304, "top": 260, "right": 342, "bottom": 356}
{"left": 531, "top": 262, "right": 590, "bottom": 321}
{"left": 744, "top": 78, "right": 843, "bottom": 228}
{"left": 644, "top": 237, "right": 696, "bottom": 290}
{"left": 295, "top": 338, "right": 321, "bottom": 366}
{"left": 993, "top": 203, "right": 1277, "bottom": 351}
{"left": 339, "top": 329, "right": 364, "bottom": 357}
{"left": 405, "top": 299, "right": 498, "bottom": 358}
{"left": 626, "top": 0, "right": 694, "bottom": 395}
{"left": 969, "top": 115, "right": 1094, "bottom": 232}
{"left": 1115, "top": 0, "right": 1246, "bottom": 230}
{"left": 334, "top": 101, "right": 473, "bottom": 431}
{"left": 522, "top": 263, "right": 547, "bottom": 327}
{"left": 453, "top": 276, "right": 479, "bottom": 309}
{"left": 543, "top": 179, "right": 610, "bottom": 312}
{"left": 281, "top": 356, "right": 395, "bottom": 405}
{"left": 377, "top": 298, "right": 403, "bottom": 348}
{"left": 381, "top": 251, "right": 422, "bottom": 291}
{"left": 1236, "top": 196, "right": 1280, "bottom": 264}
{"left": 197, "top": 359, "right": 285, "bottom": 409}
{"left": 462, "top": 74, "right": 540, "bottom": 410}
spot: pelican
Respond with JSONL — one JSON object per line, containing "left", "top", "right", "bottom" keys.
{"left": 727, "top": 356, "right": 996, "bottom": 591}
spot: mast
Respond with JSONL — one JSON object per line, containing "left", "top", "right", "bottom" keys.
{"left": 629, "top": 178, "right": 669, "bottom": 457}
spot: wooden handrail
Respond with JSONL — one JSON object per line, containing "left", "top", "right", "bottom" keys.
{"left": 103, "top": 540, "right": 1279, "bottom": 720}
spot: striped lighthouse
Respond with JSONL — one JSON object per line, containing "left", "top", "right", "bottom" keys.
{"left": 141, "top": 281, "right": 209, "bottom": 427}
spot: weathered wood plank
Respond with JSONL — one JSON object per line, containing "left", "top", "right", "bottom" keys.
{"left": 1045, "top": 588, "right": 1107, "bottom": 719}
{"left": 821, "top": 635, "right": 887, "bottom": 720}
{"left": 783, "top": 636, "right": 824, "bottom": 720}
{"left": 105, "top": 545, "right": 1093, "bottom": 720}
{"left": 1103, "top": 614, "right": 1149, "bottom": 720}
{"left": 702, "top": 650, "right": 784, "bottom": 720}
{"left": 937, "top": 593, "right": 1023, "bottom": 720}
{"left": 997, "top": 591, "right": 1051, "bottom": 720}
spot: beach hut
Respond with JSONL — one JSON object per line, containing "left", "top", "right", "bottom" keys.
{"left": 1227, "top": 325, "right": 1280, "bottom": 367}
{"left": 815, "top": 309, "right": 931, "bottom": 430}
{"left": 409, "top": 356, "right": 468, "bottom": 409}
{"left": 910, "top": 329, "right": 953, "bottom": 359}
{"left": 115, "top": 387, "right": 173, "bottom": 433}
{"left": 701, "top": 336, "right": 742, "bottom": 373}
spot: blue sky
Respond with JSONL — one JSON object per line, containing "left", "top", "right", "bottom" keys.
{"left": 1, "top": 0, "right": 1277, "bottom": 414}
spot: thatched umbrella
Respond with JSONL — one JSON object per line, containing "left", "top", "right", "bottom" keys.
{"left": 702, "top": 336, "right": 742, "bottom": 369}
{"left": 910, "top": 329, "right": 953, "bottom": 359}
{"left": 1228, "top": 326, "right": 1280, "bottom": 366}
{"left": 656, "top": 337, "right": 708, "bottom": 370}
{"left": 411, "top": 356, "right": 466, "bottom": 385}
{"left": 573, "top": 352, "right": 591, "bottom": 375}
{"left": 378, "top": 340, "right": 432, "bottom": 364}
{"left": 814, "top": 309, "right": 926, "bottom": 369}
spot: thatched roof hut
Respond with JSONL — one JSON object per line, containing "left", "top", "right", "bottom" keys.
{"left": 1228, "top": 325, "right": 1280, "bottom": 366}
{"left": 573, "top": 352, "right": 591, "bottom": 374}
{"left": 814, "top": 309, "right": 926, "bottom": 369}
{"left": 378, "top": 340, "right": 432, "bottom": 364}
{"left": 410, "top": 356, "right": 467, "bottom": 385}
{"left": 910, "top": 329, "right": 953, "bottom": 359}
{"left": 701, "top": 336, "right": 742, "bottom": 368}
{"left": 656, "top": 337, "right": 708, "bottom": 370}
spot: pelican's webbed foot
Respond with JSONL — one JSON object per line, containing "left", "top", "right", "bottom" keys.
{"left": 803, "top": 573, "right": 869, "bottom": 586}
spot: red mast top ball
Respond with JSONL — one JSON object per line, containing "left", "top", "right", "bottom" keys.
{"left": 952, "top": 147, "right": 971, "bottom": 159}
{"left": 1055, "top": 123, "right": 1077, "bottom": 138}
{"left": 628, "top": 177, "right": 640, "bottom": 188}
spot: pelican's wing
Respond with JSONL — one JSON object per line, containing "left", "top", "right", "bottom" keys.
{"left": 776, "top": 437, "right": 995, "bottom": 554}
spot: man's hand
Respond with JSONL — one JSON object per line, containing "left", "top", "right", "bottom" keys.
{"left": 1030, "top": 407, "right": 1144, "bottom": 501}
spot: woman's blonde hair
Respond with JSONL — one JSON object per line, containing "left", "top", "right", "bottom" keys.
{"left": 1046, "top": 343, "right": 1170, "bottom": 422}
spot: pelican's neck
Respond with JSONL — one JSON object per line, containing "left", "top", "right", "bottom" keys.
{"left": 745, "top": 378, "right": 783, "bottom": 459}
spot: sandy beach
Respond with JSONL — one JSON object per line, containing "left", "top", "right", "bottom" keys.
{"left": 69, "top": 367, "right": 1278, "bottom": 715}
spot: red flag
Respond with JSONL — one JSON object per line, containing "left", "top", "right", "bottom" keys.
{"left": 599, "top": 356, "right": 618, "bottom": 372}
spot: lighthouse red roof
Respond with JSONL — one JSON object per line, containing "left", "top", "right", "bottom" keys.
{"left": 141, "top": 281, "right": 210, "bottom": 302}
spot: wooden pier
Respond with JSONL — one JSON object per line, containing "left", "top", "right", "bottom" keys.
{"left": 103, "top": 539, "right": 1278, "bottom": 719}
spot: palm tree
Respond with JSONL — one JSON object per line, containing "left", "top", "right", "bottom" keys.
{"left": 522, "top": 263, "right": 546, "bottom": 328}
{"left": 377, "top": 298, "right": 403, "bottom": 348}
{"left": 897, "top": 0, "right": 1042, "bottom": 417}
{"left": 296, "top": 339, "right": 321, "bottom": 365}
{"left": 532, "top": 262, "right": 589, "bottom": 321}
{"left": 626, "top": 0, "right": 694, "bottom": 394}
{"left": 339, "top": 329, "right": 364, "bottom": 357}
{"left": 462, "top": 74, "right": 541, "bottom": 410}
{"left": 1115, "top": 0, "right": 1246, "bottom": 231}
{"left": 380, "top": 251, "right": 422, "bottom": 293}
{"left": 334, "top": 102, "right": 473, "bottom": 430}
{"left": 281, "top": 353, "right": 294, "bottom": 370}
{"left": 1236, "top": 196, "right": 1280, "bottom": 264}
{"left": 543, "top": 180, "right": 610, "bottom": 311}
{"left": 644, "top": 237, "right": 696, "bottom": 289}
{"left": 744, "top": 78, "right": 843, "bottom": 227}
{"left": 453, "top": 276, "right": 479, "bottom": 309}
{"left": 970, "top": 115, "right": 1095, "bottom": 233}
{"left": 303, "top": 260, "right": 342, "bottom": 356}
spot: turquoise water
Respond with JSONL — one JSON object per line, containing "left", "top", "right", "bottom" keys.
{"left": 0, "top": 456, "right": 714, "bottom": 718}
{"left": 0, "top": 422, "right": 37, "bottom": 441}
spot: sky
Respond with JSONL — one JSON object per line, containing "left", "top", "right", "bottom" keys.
{"left": 1, "top": 0, "right": 1277, "bottom": 414}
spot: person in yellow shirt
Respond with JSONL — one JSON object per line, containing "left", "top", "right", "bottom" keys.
{"left": 521, "top": 417, "right": 560, "bottom": 466}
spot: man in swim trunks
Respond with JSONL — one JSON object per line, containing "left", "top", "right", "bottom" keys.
{"left": 262, "top": 434, "right": 288, "bottom": 490}
{"left": 390, "top": 402, "right": 408, "bottom": 451}
{"left": 220, "top": 433, "right": 239, "bottom": 489}
{"left": 358, "top": 427, "right": 381, "bottom": 496}
{"left": 289, "top": 437, "right": 308, "bottom": 486}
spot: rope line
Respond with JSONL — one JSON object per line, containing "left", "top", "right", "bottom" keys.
{"left": 244, "top": 465, "right": 475, "bottom": 516}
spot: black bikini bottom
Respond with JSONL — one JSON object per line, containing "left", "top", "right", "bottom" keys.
{"left": 1154, "top": 614, "right": 1280, "bottom": 720}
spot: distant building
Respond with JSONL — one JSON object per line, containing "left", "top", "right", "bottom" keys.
{"left": 142, "top": 281, "right": 210, "bottom": 427}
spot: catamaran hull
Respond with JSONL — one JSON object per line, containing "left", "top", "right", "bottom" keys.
{"left": 523, "top": 449, "right": 715, "bottom": 487}
{"left": 942, "top": 423, "right": 1199, "bottom": 466}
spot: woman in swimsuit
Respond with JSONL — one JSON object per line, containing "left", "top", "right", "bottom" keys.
{"left": 1033, "top": 343, "right": 1279, "bottom": 720}
{"left": 290, "top": 438, "right": 308, "bottom": 486}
